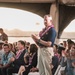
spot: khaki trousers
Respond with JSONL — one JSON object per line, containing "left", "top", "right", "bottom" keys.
{"left": 38, "top": 47, "right": 53, "bottom": 75}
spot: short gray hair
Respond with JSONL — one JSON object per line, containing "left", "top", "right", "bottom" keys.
{"left": 44, "top": 14, "right": 52, "bottom": 20}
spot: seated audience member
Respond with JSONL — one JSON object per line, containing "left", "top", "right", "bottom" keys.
{"left": 52, "top": 44, "right": 59, "bottom": 75}
{"left": 0, "top": 28, "right": 8, "bottom": 43}
{"left": 18, "top": 44, "right": 38, "bottom": 75}
{"left": 7, "top": 40, "right": 26, "bottom": 75}
{"left": 12, "top": 42, "right": 18, "bottom": 55}
{"left": 0, "top": 43, "right": 15, "bottom": 75}
{"left": 65, "top": 45, "right": 75, "bottom": 75}
{"left": 0, "top": 40, "right": 4, "bottom": 65}
{"left": 54, "top": 44, "right": 66, "bottom": 75}
{"left": 55, "top": 40, "right": 75, "bottom": 75}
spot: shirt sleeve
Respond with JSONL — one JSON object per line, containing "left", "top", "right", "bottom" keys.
{"left": 7, "top": 52, "right": 15, "bottom": 63}
{"left": 47, "top": 28, "right": 56, "bottom": 46}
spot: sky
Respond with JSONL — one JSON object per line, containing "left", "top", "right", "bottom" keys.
{"left": 64, "top": 19, "right": 75, "bottom": 32}
{"left": 0, "top": 7, "right": 44, "bottom": 31}
{"left": 0, "top": 7, "right": 75, "bottom": 32}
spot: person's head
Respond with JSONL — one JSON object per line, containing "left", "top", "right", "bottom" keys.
{"left": 57, "top": 44, "right": 65, "bottom": 56}
{"left": 70, "top": 42, "right": 75, "bottom": 50}
{"left": 0, "top": 28, "right": 3, "bottom": 34}
{"left": 68, "top": 40, "right": 74, "bottom": 50}
{"left": 3, "top": 44, "right": 10, "bottom": 53}
{"left": 44, "top": 15, "right": 53, "bottom": 27}
{"left": 70, "top": 48, "right": 75, "bottom": 57}
{"left": 66, "top": 39, "right": 73, "bottom": 49}
{"left": 17, "top": 40, "right": 25, "bottom": 50}
{"left": 8, "top": 43, "right": 13, "bottom": 50}
{"left": 63, "top": 41, "right": 67, "bottom": 48}
{"left": 29, "top": 44, "right": 38, "bottom": 54}
{"left": 26, "top": 42, "right": 30, "bottom": 50}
